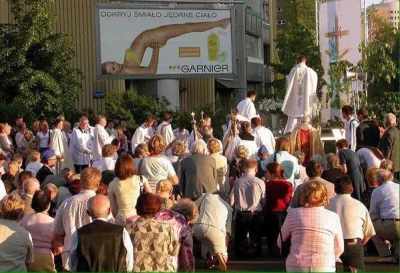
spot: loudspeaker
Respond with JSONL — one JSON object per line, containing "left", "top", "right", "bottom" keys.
{"left": 344, "top": 67, "right": 364, "bottom": 81}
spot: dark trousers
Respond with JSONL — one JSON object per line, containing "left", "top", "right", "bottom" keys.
{"left": 340, "top": 239, "right": 365, "bottom": 272}
{"left": 235, "top": 211, "right": 263, "bottom": 257}
{"left": 265, "top": 211, "right": 287, "bottom": 255}
{"left": 74, "top": 164, "right": 88, "bottom": 174}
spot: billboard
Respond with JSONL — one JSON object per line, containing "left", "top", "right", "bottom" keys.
{"left": 95, "top": 4, "right": 236, "bottom": 79}
{"left": 319, "top": 0, "right": 362, "bottom": 120}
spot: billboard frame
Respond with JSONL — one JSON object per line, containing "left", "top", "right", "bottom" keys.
{"left": 95, "top": 3, "right": 238, "bottom": 80}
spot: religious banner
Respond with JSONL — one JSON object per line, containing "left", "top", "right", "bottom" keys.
{"left": 319, "top": 0, "right": 362, "bottom": 120}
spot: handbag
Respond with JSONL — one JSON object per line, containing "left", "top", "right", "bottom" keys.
{"left": 279, "top": 229, "right": 291, "bottom": 258}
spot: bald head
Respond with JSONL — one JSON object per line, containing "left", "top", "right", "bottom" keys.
{"left": 23, "top": 178, "right": 40, "bottom": 195}
{"left": 87, "top": 195, "right": 110, "bottom": 219}
{"left": 376, "top": 169, "right": 394, "bottom": 184}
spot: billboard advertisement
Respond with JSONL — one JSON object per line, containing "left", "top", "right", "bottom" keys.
{"left": 95, "top": 4, "right": 235, "bottom": 79}
{"left": 319, "top": 0, "right": 362, "bottom": 120}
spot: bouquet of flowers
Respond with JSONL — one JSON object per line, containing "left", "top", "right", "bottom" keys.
{"left": 259, "top": 97, "right": 283, "bottom": 113}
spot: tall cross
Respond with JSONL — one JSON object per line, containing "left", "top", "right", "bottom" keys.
{"left": 324, "top": 15, "right": 350, "bottom": 60}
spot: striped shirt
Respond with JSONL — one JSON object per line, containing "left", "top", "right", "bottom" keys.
{"left": 52, "top": 189, "right": 96, "bottom": 271}
{"left": 278, "top": 206, "right": 344, "bottom": 269}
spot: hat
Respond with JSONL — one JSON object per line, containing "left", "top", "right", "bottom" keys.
{"left": 41, "top": 149, "right": 56, "bottom": 161}
{"left": 258, "top": 145, "right": 268, "bottom": 155}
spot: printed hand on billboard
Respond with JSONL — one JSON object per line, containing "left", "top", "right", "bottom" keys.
{"left": 101, "top": 18, "right": 230, "bottom": 75}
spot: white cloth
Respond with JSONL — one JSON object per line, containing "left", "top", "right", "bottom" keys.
{"left": 252, "top": 126, "right": 275, "bottom": 154}
{"left": 282, "top": 63, "right": 318, "bottom": 134}
{"left": 25, "top": 161, "right": 43, "bottom": 177}
{"left": 345, "top": 117, "right": 359, "bottom": 151}
{"left": 237, "top": 97, "right": 257, "bottom": 120}
{"left": 357, "top": 148, "right": 382, "bottom": 168}
{"left": 92, "top": 157, "right": 116, "bottom": 172}
{"left": 328, "top": 194, "right": 376, "bottom": 239}
{"left": 173, "top": 128, "right": 189, "bottom": 143}
{"left": 369, "top": 181, "right": 399, "bottom": 221}
{"left": 92, "top": 124, "right": 113, "bottom": 161}
{"left": 0, "top": 178, "right": 6, "bottom": 201}
{"left": 156, "top": 121, "right": 175, "bottom": 147}
{"left": 50, "top": 128, "right": 74, "bottom": 174}
{"left": 70, "top": 127, "right": 93, "bottom": 166}
{"left": 131, "top": 124, "right": 153, "bottom": 152}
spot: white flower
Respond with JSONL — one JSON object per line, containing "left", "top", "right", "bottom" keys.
{"left": 258, "top": 97, "right": 283, "bottom": 112}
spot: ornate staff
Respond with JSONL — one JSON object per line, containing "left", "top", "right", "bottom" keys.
{"left": 191, "top": 112, "right": 197, "bottom": 142}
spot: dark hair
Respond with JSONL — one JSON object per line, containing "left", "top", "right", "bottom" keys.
{"left": 111, "top": 139, "right": 120, "bottom": 147}
{"left": 55, "top": 119, "right": 63, "bottom": 127}
{"left": 163, "top": 112, "right": 172, "bottom": 121}
{"left": 341, "top": 105, "right": 354, "bottom": 115}
{"left": 306, "top": 160, "right": 323, "bottom": 178}
{"left": 241, "top": 121, "right": 251, "bottom": 133}
{"left": 101, "top": 170, "right": 115, "bottom": 186}
{"left": 96, "top": 183, "right": 108, "bottom": 196}
{"left": 251, "top": 117, "right": 262, "bottom": 127}
{"left": 247, "top": 91, "right": 257, "bottom": 98}
{"left": 357, "top": 107, "right": 369, "bottom": 118}
{"left": 31, "top": 190, "right": 51, "bottom": 213}
{"left": 115, "top": 152, "right": 135, "bottom": 180}
{"left": 18, "top": 170, "right": 33, "bottom": 189}
{"left": 334, "top": 175, "right": 353, "bottom": 194}
{"left": 298, "top": 55, "right": 307, "bottom": 62}
{"left": 0, "top": 153, "right": 6, "bottom": 161}
{"left": 336, "top": 139, "right": 349, "bottom": 149}
{"left": 275, "top": 137, "right": 290, "bottom": 151}
{"left": 136, "top": 193, "right": 162, "bottom": 218}
{"left": 266, "top": 163, "right": 285, "bottom": 179}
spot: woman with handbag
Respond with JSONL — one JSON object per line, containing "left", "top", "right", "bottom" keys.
{"left": 278, "top": 181, "right": 344, "bottom": 272}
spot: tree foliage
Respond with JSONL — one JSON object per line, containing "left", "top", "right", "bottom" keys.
{"left": 0, "top": 0, "right": 82, "bottom": 121}
{"left": 358, "top": 9, "right": 399, "bottom": 120}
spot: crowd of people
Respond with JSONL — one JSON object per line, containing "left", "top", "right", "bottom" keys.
{"left": 0, "top": 92, "right": 399, "bottom": 272}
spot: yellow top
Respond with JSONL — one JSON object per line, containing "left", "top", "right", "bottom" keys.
{"left": 125, "top": 48, "right": 141, "bottom": 66}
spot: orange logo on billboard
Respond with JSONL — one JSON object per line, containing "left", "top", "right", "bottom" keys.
{"left": 179, "top": 47, "right": 201, "bottom": 58}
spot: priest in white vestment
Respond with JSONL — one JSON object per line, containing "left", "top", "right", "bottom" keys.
{"left": 50, "top": 119, "right": 74, "bottom": 174}
{"left": 236, "top": 91, "right": 257, "bottom": 120}
{"left": 70, "top": 116, "right": 93, "bottom": 173}
{"left": 92, "top": 115, "right": 114, "bottom": 162}
{"left": 131, "top": 117, "right": 155, "bottom": 151}
{"left": 251, "top": 117, "right": 275, "bottom": 156}
{"left": 156, "top": 112, "right": 176, "bottom": 153}
{"left": 282, "top": 56, "right": 318, "bottom": 134}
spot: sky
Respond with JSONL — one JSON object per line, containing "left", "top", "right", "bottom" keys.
{"left": 365, "top": 0, "right": 384, "bottom": 7}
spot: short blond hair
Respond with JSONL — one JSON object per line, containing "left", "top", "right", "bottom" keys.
{"left": 300, "top": 181, "right": 328, "bottom": 208}
{"left": 102, "top": 144, "right": 116, "bottom": 157}
{"left": 80, "top": 167, "right": 101, "bottom": 190}
{"left": 156, "top": 179, "right": 173, "bottom": 195}
{"left": 7, "top": 161, "right": 19, "bottom": 174}
{"left": 207, "top": 138, "right": 221, "bottom": 154}
{"left": 172, "top": 141, "right": 186, "bottom": 156}
{"left": 235, "top": 145, "right": 249, "bottom": 159}
{"left": 31, "top": 151, "right": 41, "bottom": 162}
{"left": 0, "top": 195, "right": 25, "bottom": 221}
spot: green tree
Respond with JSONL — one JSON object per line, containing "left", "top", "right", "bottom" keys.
{"left": 358, "top": 9, "right": 399, "bottom": 120}
{"left": 0, "top": 0, "right": 82, "bottom": 122}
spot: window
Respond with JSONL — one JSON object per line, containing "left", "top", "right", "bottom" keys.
{"left": 277, "top": 20, "right": 286, "bottom": 25}
{"left": 390, "top": 10, "right": 393, "bottom": 13}
{"left": 390, "top": 16, "right": 393, "bottom": 19}
{"left": 277, "top": 7, "right": 283, "bottom": 12}
{"left": 246, "top": 34, "right": 261, "bottom": 59}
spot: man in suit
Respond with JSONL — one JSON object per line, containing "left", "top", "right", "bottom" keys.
{"left": 70, "top": 195, "right": 133, "bottom": 272}
{"left": 356, "top": 107, "right": 380, "bottom": 150}
{"left": 180, "top": 141, "right": 217, "bottom": 200}
{"left": 378, "top": 113, "right": 400, "bottom": 180}
{"left": 36, "top": 149, "right": 57, "bottom": 184}
{"left": 21, "top": 178, "right": 40, "bottom": 215}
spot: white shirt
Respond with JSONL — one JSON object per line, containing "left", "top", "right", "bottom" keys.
{"left": 0, "top": 178, "right": 6, "bottom": 201}
{"left": 92, "top": 157, "right": 116, "bottom": 172}
{"left": 25, "top": 161, "right": 43, "bottom": 177}
{"left": 236, "top": 97, "right": 257, "bottom": 120}
{"left": 156, "top": 121, "right": 175, "bottom": 147}
{"left": 92, "top": 124, "right": 113, "bottom": 161}
{"left": 70, "top": 127, "right": 93, "bottom": 165}
{"left": 345, "top": 117, "right": 359, "bottom": 151}
{"left": 252, "top": 126, "right": 275, "bottom": 154}
{"left": 69, "top": 218, "right": 134, "bottom": 272}
{"left": 173, "top": 128, "right": 189, "bottom": 143}
{"left": 369, "top": 181, "right": 399, "bottom": 220}
{"left": 328, "top": 194, "right": 375, "bottom": 239}
{"left": 357, "top": 148, "right": 382, "bottom": 168}
{"left": 131, "top": 124, "right": 153, "bottom": 151}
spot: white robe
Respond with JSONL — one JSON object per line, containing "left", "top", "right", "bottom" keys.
{"left": 50, "top": 128, "right": 74, "bottom": 174}
{"left": 237, "top": 97, "right": 257, "bottom": 120}
{"left": 156, "top": 121, "right": 175, "bottom": 147}
{"left": 282, "top": 62, "right": 318, "bottom": 134}
{"left": 345, "top": 117, "right": 359, "bottom": 151}
{"left": 237, "top": 139, "right": 258, "bottom": 161}
{"left": 131, "top": 124, "right": 153, "bottom": 151}
{"left": 70, "top": 127, "right": 93, "bottom": 166}
{"left": 252, "top": 126, "right": 276, "bottom": 155}
{"left": 92, "top": 124, "right": 114, "bottom": 161}
{"left": 92, "top": 157, "right": 116, "bottom": 171}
